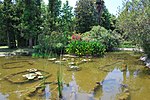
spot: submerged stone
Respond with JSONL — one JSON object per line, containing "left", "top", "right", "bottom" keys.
{"left": 27, "top": 68, "right": 37, "bottom": 72}
{"left": 121, "top": 64, "right": 127, "bottom": 71}
{"left": 48, "top": 58, "right": 56, "bottom": 61}
{"left": 81, "top": 59, "right": 88, "bottom": 62}
{"left": 140, "top": 56, "right": 147, "bottom": 61}
{"left": 35, "top": 71, "right": 42, "bottom": 76}
{"left": 54, "top": 60, "right": 62, "bottom": 64}
{"left": 38, "top": 76, "right": 44, "bottom": 79}
{"left": 67, "top": 65, "right": 81, "bottom": 71}
{"left": 62, "top": 58, "right": 68, "bottom": 61}
{"left": 63, "top": 54, "right": 78, "bottom": 58}
{"left": 22, "top": 73, "right": 37, "bottom": 80}
{"left": 69, "top": 66, "right": 79, "bottom": 69}
{"left": 24, "top": 96, "right": 31, "bottom": 100}
{"left": 68, "top": 62, "right": 75, "bottom": 65}
{"left": 125, "top": 92, "right": 130, "bottom": 96}
{"left": 124, "top": 88, "right": 129, "bottom": 93}
{"left": 119, "top": 94, "right": 128, "bottom": 100}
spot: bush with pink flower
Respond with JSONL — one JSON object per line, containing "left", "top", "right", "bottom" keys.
{"left": 71, "top": 33, "right": 81, "bottom": 41}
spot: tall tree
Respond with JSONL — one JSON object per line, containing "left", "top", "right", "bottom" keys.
{"left": 109, "top": 14, "right": 117, "bottom": 31}
{"left": 117, "top": 0, "right": 150, "bottom": 57}
{"left": 3, "top": 0, "right": 16, "bottom": 48}
{"left": 0, "top": 1, "right": 6, "bottom": 44}
{"left": 75, "top": 0, "right": 98, "bottom": 33}
{"left": 21, "top": 0, "right": 42, "bottom": 47}
{"left": 12, "top": 0, "right": 26, "bottom": 47}
{"left": 60, "top": 0, "right": 74, "bottom": 33}
{"left": 45, "top": 0, "right": 61, "bottom": 33}
{"left": 101, "top": 6, "right": 111, "bottom": 30}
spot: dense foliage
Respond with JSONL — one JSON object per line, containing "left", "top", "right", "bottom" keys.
{"left": 33, "top": 31, "right": 68, "bottom": 58}
{"left": 74, "top": 0, "right": 98, "bottom": 33}
{"left": 65, "top": 25, "right": 120, "bottom": 56}
{"left": 0, "top": 0, "right": 121, "bottom": 57}
{"left": 82, "top": 26, "right": 120, "bottom": 51}
{"left": 60, "top": 0, "right": 74, "bottom": 33}
{"left": 74, "top": 0, "right": 117, "bottom": 33}
{"left": 66, "top": 41, "right": 106, "bottom": 56}
{"left": 117, "top": 0, "right": 150, "bottom": 57}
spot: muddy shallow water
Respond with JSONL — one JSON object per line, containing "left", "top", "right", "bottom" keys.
{"left": 0, "top": 51, "right": 149, "bottom": 100}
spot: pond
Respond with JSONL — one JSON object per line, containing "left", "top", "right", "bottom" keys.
{"left": 0, "top": 51, "right": 149, "bottom": 100}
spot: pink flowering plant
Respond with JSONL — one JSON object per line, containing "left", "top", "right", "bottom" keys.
{"left": 71, "top": 33, "right": 81, "bottom": 41}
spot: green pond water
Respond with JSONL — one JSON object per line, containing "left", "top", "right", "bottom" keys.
{"left": 0, "top": 51, "right": 149, "bottom": 100}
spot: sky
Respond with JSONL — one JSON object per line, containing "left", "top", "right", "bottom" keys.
{"left": 44, "top": 0, "right": 124, "bottom": 16}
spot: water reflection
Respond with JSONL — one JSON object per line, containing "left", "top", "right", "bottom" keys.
{"left": 100, "top": 68, "right": 123, "bottom": 100}
{"left": 62, "top": 73, "right": 95, "bottom": 100}
{"left": 0, "top": 93, "right": 9, "bottom": 100}
{"left": 133, "top": 69, "right": 140, "bottom": 78}
{"left": 126, "top": 68, "right": 130, "bottom": 78}
{"left": 45, "top": 84, "right": 51, "bottom": 100}
{"left": 0, "top": 52, "right": 148, "bottom": 100}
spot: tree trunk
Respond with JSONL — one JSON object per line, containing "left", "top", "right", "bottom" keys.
{"left": 7, "top": 30, "right": 16, "bottom": 48}
{"left": 29, "top": 38, "right": 33, "bottom": 48}
{"left": 17, "top": 35, "right": 27, "bottom": 47}
{"left": 34, "top": 38, "right": 37, "bottom": 46}
{"left": 7, "top": 30, "right": 11, "bottom": 48}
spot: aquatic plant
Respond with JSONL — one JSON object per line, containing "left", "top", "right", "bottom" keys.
{"left": 57, "top": 70, "right": 63, "bottom": 98}
{"left": 66, "top": 41, "right": 106, "bottom": 56}
{"left": 33, "top": 32, "right": 68, "bottom": 58}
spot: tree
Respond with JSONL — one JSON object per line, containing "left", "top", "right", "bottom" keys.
{"left": 44, "top": 0, "right": 61, "bottom": 33}
{"left": 0, "top": 2, "right": 6, "bottom": 45}
{"left": 60, "top": 0, "right": 74, "bottom": 33}
{"left": 0, "top": 2, "right": 7, "bottom": 45}
{"left": 109, "top": 14, "right": 117, "bottom": 31}
{"left": 21, "top": 0, "right": 42, "bottom": 48}
{"left": 117, "top": 0, "right": 150, "bottom": 57}
{"left": 75, "top": 0, "right": 98, "bottom": 33}
{"left": 75, "top": 0, "right": 114, "bottom": 33}
{"left": 101, "top": 6, "right": 111, "bottom": 30}
{"left": 2, "top": 0, "right": 16, "bottom": 48}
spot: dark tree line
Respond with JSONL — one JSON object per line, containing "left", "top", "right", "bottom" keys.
{"left": 0, "top": 0, "right": 115, "bottom": 48}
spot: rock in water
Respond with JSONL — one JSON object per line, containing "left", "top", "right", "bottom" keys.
{"left": 48, "top": 58, "right": 56, "bottom": 61}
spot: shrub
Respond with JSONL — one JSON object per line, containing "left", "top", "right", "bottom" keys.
{"left": 33, "top": 31, "right": 68, "bottom": 58}
{"left": 66, "top": 41, "right": 106, "bottom": 56}
{"left": 71, "top": 34, "right": 81, "bottom": 41}
{"left": 119, "top": 41, "right": 136, "bottom": 48}
{"left": 142, "top": 41, "right": 150, "bottom": 58}
{"left": 82, "top": 26, "right": 120, "bottom": 51}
